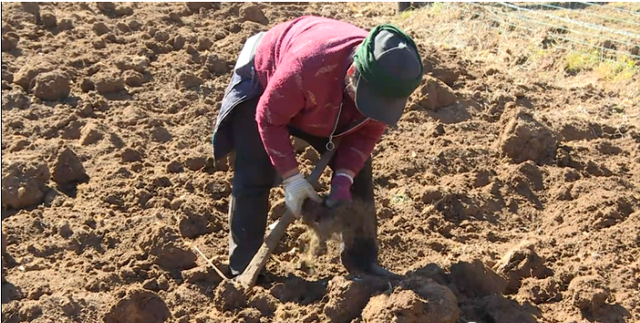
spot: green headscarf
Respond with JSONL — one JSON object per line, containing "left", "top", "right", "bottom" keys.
{"left": 353, "top": 24, "right": 423, "bottom": 98}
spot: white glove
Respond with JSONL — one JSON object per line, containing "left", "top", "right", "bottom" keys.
{"left": 283, "top": 173, "right": 322, "bottom": 217}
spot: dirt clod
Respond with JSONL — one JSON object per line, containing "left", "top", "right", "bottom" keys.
{"left": 61, "top": 120, "right": 84, "bottom": 140}
{"left": 167, "top": 160, "right": 184, "bottom": 173}
{"left": 93, "top": 22, "right": 110, "bottom": 36}
{"left": 175, "top": 71, "right": 202, "bottom": 89}
{"left": 178, "top": 213, "right": 210, "bottom": 238}
{"left": 97, "top": 2, "right": 116, "bottom": 12}
{"left": 185, "top": 156, "right": 207, "bottom": 171}
{"left": 52, "top": 147, "right": 88, "bottom": 185}
{"left": 9, "top": 139, "right": 31, "bottom": 152}
{"left": 249, "top": 292, "right": 278, "bottom": 316}
{"left": 497, "top": 108, "right": 558, "bottom": 165}
{"left": 2, "top": 69, "right": 13, "bottom": 83}
{"left": 59, "top": 221, "right": 73, "bottom": 238}
{"left": 270, "top": 276, "right": 326, "bottom": 304}
{"left": 323, "top": 276, "right": 387, "bottom": 323}
{"left": 19, "top": 301, "right": 43, "bottom": 321}
{"left": 139, "top": 225, "right": 196, "bottom": 271}
{"left": 2, "top": 91, "right": 30, "bottom": 110}
{"left": 363, "top": 289, "right": 452, "bottom": 323}
{"left": 13, "top": 61, "right": 54, "bottom": 91}
{"left": 416, "top": 76, "right": 458, "bottom": 111}
{"left": 115, "top": 55, "right": 150, "bottom": 73}
{"left": 93, "top": 39, "right": 106, "bottom": 49}
{"left": 214, "top": 280, "right": 248, "bottom": 312}
{"left": 205, "top": 54, "right": 230, "bottom": 75}
{"left": 93, "top": 71, "right": 125, "bottom": 94}
{"left": 1, "top": 33, "right": 19, "bottom": 52}
{"left": 236, "top": 308, "right": 261, "bottom": 323}
{"left": 186, "top": 2, "right": 219, "bottom": 12}
{"left": 568, "top": 275, "right": 610, "bottom": 312}
{"left": 197, "top": 37, "right": 213, "bottom": 51}
{"left": 123, "top": 70, "right": 145, "bottom": 87}
{"left": 482, "top": 295, "right": 539, "bottom": 323}
{"left": 33, "top": 71, "right": 70, "bottom": 101}
{"left": 432, "top": 67, "right": 461, "bottom": 86}
{"left": 495, "top": 241, "right": 551, "bottom": 293}
{"left": 168, "top": 12, "right": 182, "bottom": 24}
{"left": 121, "top": 148, "right": 143, "bottom": 163}
{"left": 115, "top": 22, "right": 130, "bottom": 33}
{"left": 421, "top": 186, "right": 443, "bottom": 204}
{"left": 103, "top": 289, "right": 170, "bottom": 323}
{"left": 182, "top": 266, "right": 223, "bottom": 285}
{"left": 60, "top": 296, "right": 80, "bottom": 316}
{"left": 58, "top": 18, "right": 73, "bottom": 31}
{"left": 80, "top": 78, "right": 95, "bottom": 93}
{"left": 80, "top": 122, "right": 105, "bottom": 146}
{"left": 451, "top": 259, "right": 507, "bottom": 297}
{"left": 362, "top": 277, "right": 459, "bottom": 323}
{"left": 38, "top": 12, "right": 56, "bottom": 28}
{"left": 172, "top": 35, "right": 185, "bottom": 50}
{"left": 1, "top": 160, "right": 50, "bottom": 209}
{"left": 154, "top": 31, "right": 170, "bottom": 42}
{"left": 240, "top": 4, "right": 269, "bottom": 25}
{"left": 151, "top": 125, "right": 172, "bottom": 142}
{"left": 516, "top": 277, "right": 561, "bottom": 304}
{"left": 115, "top": 6, "right": 133, "bottom": 16}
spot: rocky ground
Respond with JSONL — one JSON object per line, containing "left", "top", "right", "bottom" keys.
{"left": 2, "top": 2, "right": 639, "bottom": 323}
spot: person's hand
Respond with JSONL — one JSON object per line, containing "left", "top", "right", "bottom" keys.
{"left": 325, "top": 173, "right": 353, "bottom": 208}
{"left": 283, "top": 173, "right": 322, "bottom": 216}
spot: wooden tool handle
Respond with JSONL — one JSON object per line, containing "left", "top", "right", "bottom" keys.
{"left": 236, "top": 140, "right": 340, "bottom": 288}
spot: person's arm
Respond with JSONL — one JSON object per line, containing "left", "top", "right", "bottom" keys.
{"left": 329, "top": 121, "right": 386, "bottom": 201}
{"left": 255, "top": 58, "right": 306, "bottom": 178}
{"left": 255, "top": 58, "right": 323, "bottom": 215}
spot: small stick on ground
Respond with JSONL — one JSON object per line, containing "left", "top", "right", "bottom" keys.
{"left": 193, "top": 245, "right": 229, "bottom": 281}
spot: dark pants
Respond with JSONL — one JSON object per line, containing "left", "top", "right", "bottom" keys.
{"left": 227, "top": 97, "right": 379, "bottom": 276}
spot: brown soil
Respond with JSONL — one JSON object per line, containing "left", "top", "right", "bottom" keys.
{"left": 2, "top": 2, "right": 639, "bottom": 323}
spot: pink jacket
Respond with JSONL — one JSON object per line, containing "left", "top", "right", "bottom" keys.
{"left": 253, "top": 16, "right": 386, "bottom": 176}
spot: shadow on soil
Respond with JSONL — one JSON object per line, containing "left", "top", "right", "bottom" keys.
{"left": 1, "top": 281, "right": 22, "bottom": 304}
{"left": 581, "top": 304, "right": 631, "bottom": 323}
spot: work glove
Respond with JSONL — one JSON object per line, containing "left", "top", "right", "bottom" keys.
{"left": 325, "top": 173, "right": 353, "bottom": 208}
{"left": 283, "top": 173, "right": 322, "bottom": 217}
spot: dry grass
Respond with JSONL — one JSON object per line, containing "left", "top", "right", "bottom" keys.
{"left": 386, "top": 3, "right": 638, "bottom": 95}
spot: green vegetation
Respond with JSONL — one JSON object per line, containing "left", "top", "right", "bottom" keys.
{"left": 564, "top": 50, "right": 636, "bottom": 80}
{"left": 595, "top": 56, "right": 637, "bottom": 81}
{"left": 564, "top": 50, "right": 601, "bottom": 73}
{"left": 398, "top": 8, "right": 413, "bottom": 20}
{"left": 399, "top": 2, "right": 445, "bottom": 19}
{"left": 428, "top": 2, "right": 444, "bottom": 15}
{"left": 391, "top": 193, "right": 410, "bottom": 205}
{"left": 610, "top": 105, "right": 625, "bottom": 114}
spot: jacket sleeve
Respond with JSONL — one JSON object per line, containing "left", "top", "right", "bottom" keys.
{"left": 255, "top": 58, "right": 306, "bottom": 176}
{"left": 333, "top": 120, "right": 386, "bottom": 175}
